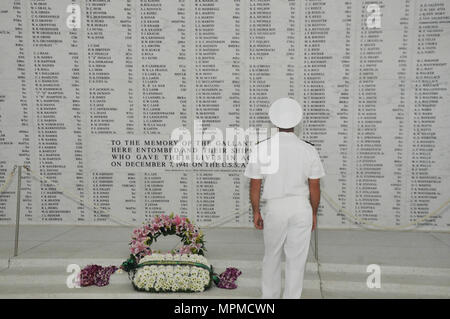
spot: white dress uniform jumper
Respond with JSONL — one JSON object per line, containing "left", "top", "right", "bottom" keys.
{"left": 244, "top": 98, "right": 325, "bottom": 299}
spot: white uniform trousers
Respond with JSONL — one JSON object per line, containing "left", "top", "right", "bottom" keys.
{"left": 261, "top": 195, "right": 312, "bottom": 299}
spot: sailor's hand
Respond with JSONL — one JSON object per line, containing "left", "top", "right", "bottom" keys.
{"left": 253, "top": 212, "right": 264, "bottom": 230}
{"left": 312, "top": 214, "right": 317, "bottom": 231}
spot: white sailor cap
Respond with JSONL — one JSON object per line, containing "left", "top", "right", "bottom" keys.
{"left": 268, "top": 97, "right": 303, "bottom": 129}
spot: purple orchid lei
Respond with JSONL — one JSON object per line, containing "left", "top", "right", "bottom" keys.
{"left": 79, "top": 264, "right": 118, "bottom": 287}
{"left": 216, "top": 267, "right": 242, "bottom": 289}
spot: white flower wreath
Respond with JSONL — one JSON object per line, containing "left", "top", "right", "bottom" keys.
{"left": 131, "top": 253, "right": 212, "bottom": 292}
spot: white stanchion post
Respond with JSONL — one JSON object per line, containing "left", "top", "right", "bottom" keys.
{"left": 314, "top": 221, "right": 318, "bottom": 261}
{"left": 14, "top": 165, "right": 22, "bottom": 257}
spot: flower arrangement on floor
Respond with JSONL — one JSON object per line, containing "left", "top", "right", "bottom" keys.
{"left": 122, "top": 214, "right": 212, "bottom": 292}
{"left": 129, "top": 213, "right": 206, "bottom": 260}
{"left": 120, "top": 214, "right": 242, "bottom": 293}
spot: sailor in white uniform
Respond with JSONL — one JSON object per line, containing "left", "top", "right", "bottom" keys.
{"left": 244, "top": 97, "right": 325, "bottom": 299}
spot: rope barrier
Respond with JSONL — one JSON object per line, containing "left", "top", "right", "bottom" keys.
{"left": 0, "top": 165, "right": 448, "bottom": 232}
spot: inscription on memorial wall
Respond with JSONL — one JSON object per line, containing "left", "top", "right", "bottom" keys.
{"left": 0, "top": 0, "right": 448, "bottom": 230}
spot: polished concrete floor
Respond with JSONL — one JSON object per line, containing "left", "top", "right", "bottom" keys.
{"left": 0, "top": 225, "right": 449, "bottom": 298}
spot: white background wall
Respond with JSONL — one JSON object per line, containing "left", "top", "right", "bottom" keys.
{"left": 0, "top": 0, "right": 449, "bottom": 230}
